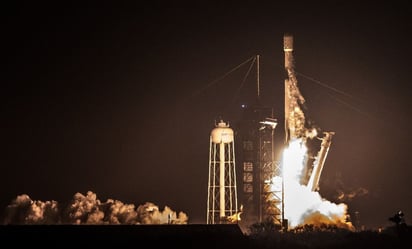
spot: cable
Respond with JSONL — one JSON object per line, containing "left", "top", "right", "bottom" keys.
{"left": 227, "top": 56, "right": 256, "bottom": 109}
{"left": 324, "top": 92, "right": 372, "bottom": 118}
{"left": 276, "top": 63, "right": 372, "bottom": 117}
{"left": 295, "top": 71, "right": 357, "bottom": 101}
{"left": 189, "top": 56, "right": 256, "bottom": 99}
{"left": 275, "top": 63, "right": 364, "bottom": 104}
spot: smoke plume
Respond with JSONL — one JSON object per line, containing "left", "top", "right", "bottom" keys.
{"left": 136, "top": 202, "right": 189, "bottom": 224}
{"left": 2, "top": 191, "right": 188, "bottom": 225}
{"left": 278, "top": 139, "right": 353, "bottom": 230}
{"left": 336, "top": 187, "right": 369, "bottom": 202}
{"left": 3, "top": 194, "right": 60, "bottom": 225}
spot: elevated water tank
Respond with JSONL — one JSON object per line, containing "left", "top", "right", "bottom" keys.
{"left": 211, "top": 120, "right": 234, "bottom": 144}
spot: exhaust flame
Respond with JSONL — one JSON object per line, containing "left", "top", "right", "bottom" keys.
{"left": 277, "top": 139, "right": 352, "bottom": 229}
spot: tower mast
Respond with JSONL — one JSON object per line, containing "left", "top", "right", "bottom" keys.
{"left": 257, "top": 54, "right": 260, "bottom": 100}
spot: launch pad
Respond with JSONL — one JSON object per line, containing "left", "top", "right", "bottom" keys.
{"left": 206, "top": 34, "right": 340, "bottom": 230}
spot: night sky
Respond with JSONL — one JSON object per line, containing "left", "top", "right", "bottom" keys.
{"left": 2, "top": 1, "right": 411, "bottom": 228}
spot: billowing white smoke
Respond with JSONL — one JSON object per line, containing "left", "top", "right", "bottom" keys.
{"left": 3, "top": 191, "right": 188, "bottom": 225}
{"left": 278, "top": 139, "right": 352, "bottom": 229}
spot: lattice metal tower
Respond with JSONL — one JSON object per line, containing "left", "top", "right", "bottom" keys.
{"left": 258, "top": 118, "right": 282, "bottom": 225}
{"left": 238, "top": 55, "right": 283, "bottom": 228}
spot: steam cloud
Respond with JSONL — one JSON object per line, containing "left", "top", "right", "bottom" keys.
{"left": 2, "top": 191, "right": 188, "bottom": 225}
{"left": 277, "top": 139, "right": 353, "bottom": 230}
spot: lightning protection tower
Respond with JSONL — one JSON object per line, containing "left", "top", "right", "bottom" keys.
{"left": 207, "top": 120, "right": 239, "bottom": 224}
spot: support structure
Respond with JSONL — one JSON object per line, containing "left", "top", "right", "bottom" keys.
{"left": 238, "top": 54, "right": 282, "bottom": 227}
{"left": 258, "top": 118, "right": 281, "bottom": 224}
{"left": 307, "top": 132, "right": 335, "bottom": 191}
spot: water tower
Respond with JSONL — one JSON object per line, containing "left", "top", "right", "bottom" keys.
{"left": 207, "top": 120, "right": 239, "bottom": 224}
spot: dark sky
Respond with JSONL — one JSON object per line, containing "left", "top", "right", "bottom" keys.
{"left": 2, "top": 1, "right": 411, "bottom": 228}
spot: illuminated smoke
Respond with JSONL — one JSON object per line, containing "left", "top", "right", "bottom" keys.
{"left": 277, "top": 139, "right": 352, "bottom": 229}
{"left": 64, "top": 191, "right": 106, "bottom": 224}
{"left": 2, "top": 191, "right": 188, "bottom": 225}
{"left": 336, "top": 187, "right": 369, "bottom": 202}
{"left": 105, "top": 199, "right": 138, "bottom": 224}
{"left": 136, "top": 202, "right": 189, "bottom": 224}
{"left": 27, "top": 200, "right": 59, "bottom": 224}
{"left": 63, "top": 191, "right": 188, "bottom": 224}
{"left": 3, "top": 194, "right": 59, "bottom": 224}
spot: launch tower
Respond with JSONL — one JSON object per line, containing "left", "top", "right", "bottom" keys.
{"left": 238, "top": 55, "right": 282, "bottom": 227}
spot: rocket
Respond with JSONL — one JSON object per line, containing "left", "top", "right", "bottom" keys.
{"left": 284, "top": 34, "right": 306, "bottom": 144}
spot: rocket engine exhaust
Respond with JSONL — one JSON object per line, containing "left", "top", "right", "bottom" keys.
{"left": 279, "top": 34, "right": 352, "bottom": 230}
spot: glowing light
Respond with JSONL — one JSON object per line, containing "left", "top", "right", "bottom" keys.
{"left": 4, "top": 191, "right": 189, "bottom": 225}
{"left": 276, "top": 139, "right": 353, "bottom": 229}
